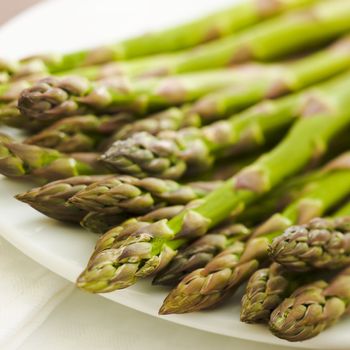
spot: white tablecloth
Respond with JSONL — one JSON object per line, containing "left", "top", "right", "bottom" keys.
{"left": 0, "top": 236, "right": 309, "bottom": 350}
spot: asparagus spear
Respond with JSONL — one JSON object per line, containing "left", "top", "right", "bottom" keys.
{"left": 16, "top": 175, "right": 110, "bottom": 222}
{"left": 70, "top": 176, "right": 221, "bottom": 214}
{"left": 241, "top": 200, "right": 350, "bottom": 323}
{"left": 77, "top": 76, "right": 350, "bottom": 294}
{"left": 240, "top": 263, "right": 302, "bottom": 323}
{"left": 269, "top": 266, "right": 350, "bottom": 342}
{"left": 153, "top": 170, "right": 322, "bottom": 286}
{"left": 112, "top": 35, "right": 350, "bottom": 140}
{"left": 102, "top": 72, "right": 350, "bottom": 179}
{"left": 152, "top": 223, "right": 251, "bottom": 286}
{"left": 19, "top": 28, "right": 350, "bottom": 123}
{"left": 24, "top": 114, "right": 134, "bottom": 153}
{"left": 18, "top": 65, "right": 300, "bottom": 121}
{"left": 4, "top": 0, "right": 312, "bottom": 79}
{"left": 0, "top": 135, "right": 108, "bottom": 183}
{"left": 269, "top": 194, "right": 350, "bottom": 271}
{"left": 159, "top": 165, "right": 350, "bottom": 314}
{"left": 65, "top": 0, "right": 350, "bottom": 80}
{"left": 17, "top": 173, "right": 219, "bottom": 228}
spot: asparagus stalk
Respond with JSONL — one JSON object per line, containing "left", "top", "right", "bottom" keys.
{"left": 69, "top": 0, "right": 350, "bottom": 80}
{"left": 112, "top": 35, "right": 350, "bottom": 140}
{"left": 269, "top": 266, "right": 350, "bottom": 342}
{"left": 238, "top": 169, "right": 325, "bottom": 224}
{"left": 16, "top": 175, "right": 110, "bottom": 222}
{"left": 18, "top": 65, "right": 300, "bottom": 121}
{"left": 77, "top": 77, "right": 350, "bottom": 294}
{"left": 0, "top": 135, "right": 108, "bottom": 183}
{"left": 269, "top": 194, "right": 350, "bottom": 271}
{"left": 102, "top": 72, "right": 350, "bottom": 179}
{"left": 69, "top": 176, "right": 221, "bottom": 214}
{"left": 240, "top": 263, "right": 302, "bottom": 323}
{"left": 24, "top": 114, "right": 134, "bottom": 153}
{"left": 153, "top": 171, "right": 322, "bottom": 286}
{"left": 152, "top": 223, "right": 251, "bottom": 286}
{"left": 159, "top": 165, "right": 350, "bottom": 314}
{"left": 4, "top": 0, "right": 312, "bottom": 78}
{"left": 241, "top": 171, "right": 348, "bottom": 320}
{"left": 19, "top": 30, "right": 350, "bottom": 123}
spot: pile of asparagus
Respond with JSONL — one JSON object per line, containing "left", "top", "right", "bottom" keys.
{"left": 3, "top": 0, "right": 350, "bottom": 342}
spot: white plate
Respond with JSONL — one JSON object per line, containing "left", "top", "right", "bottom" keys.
{"left": 1, "top": 0, "right": 349, "bottom": 348}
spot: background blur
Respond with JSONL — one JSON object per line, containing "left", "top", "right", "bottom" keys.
{"left": 0, "top": 0, "right": 41, "bottom": 24}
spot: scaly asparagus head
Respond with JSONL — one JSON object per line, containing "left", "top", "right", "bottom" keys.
{"left": 16, "top": 175, "right": 110, "bottom": 222}
{"left": 77, "top": 204, "right": 190, "bottom": 292}
{"left": 159, "top": 241, "right": 259, "bottom": 314}
{"left": 153, "top": 223, "right": 251, "bottom": 286}
{"left": 18, "top": 76, "right": 91, "bottom": 122}
{"left": 269, "top": 266, "right": 350, "bottom": 342}
{"left": 240, "top": 263, "right": 301, "bottom": 323}
{"left": 25, "top": 113, "right": 134, "bottom": 153}
{"left": 70, "top": 175, "right": 218, "bottom": 215}
{"left": 269, "top": 215, "right": 350, "bottom": 272}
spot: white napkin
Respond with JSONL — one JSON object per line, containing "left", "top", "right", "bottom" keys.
{"left": 0, "top": 238, "right": 73, "bottom": 350}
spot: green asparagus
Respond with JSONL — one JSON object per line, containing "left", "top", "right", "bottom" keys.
{"left": 159, "top": 164, "right": 350, "bottom": 314}
{"left": 112, "top": 35, "right": 350, "bottom": 140}
{"left": 19, "top": 31, "right": 350, "bottom": 123}
{"left": 70, "top": 176, "right": 220, "bottom": 214}
{"left": 16, "top": 175, "right": 110, "bottom": 222}
{"left": 72, "top": 0, "right": 350, "bottom": 79}
{"left": 153, "top": 171, "right": 323, "bottom": 286}
{"left": 77, "top": 76, "right": 350, "bottom": 294}
{"left": 0, "top": 136, "right": 108, "bottom": 182}
{"left": 25, "top": 114, "right": 134, "bottom": 153}
{"left": 101, "top": 72, "right": 350, "bottom": 179}
{"left": 269, "top": 266, "right": 350, "bottom": 341}
{"left": 18, "top": 65, "right": 298, "bottom": 121}
{"left": 3, "top": 0, "right": 312, "bottom": 78}
{"left": 152, "top": 223, "right": 251, "bottom": 286}
{"left": 240, "top": 263, "right": 302, "bottom": 323}
{"left": 269, "top": 194, "right": 350, "bottom": 271}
